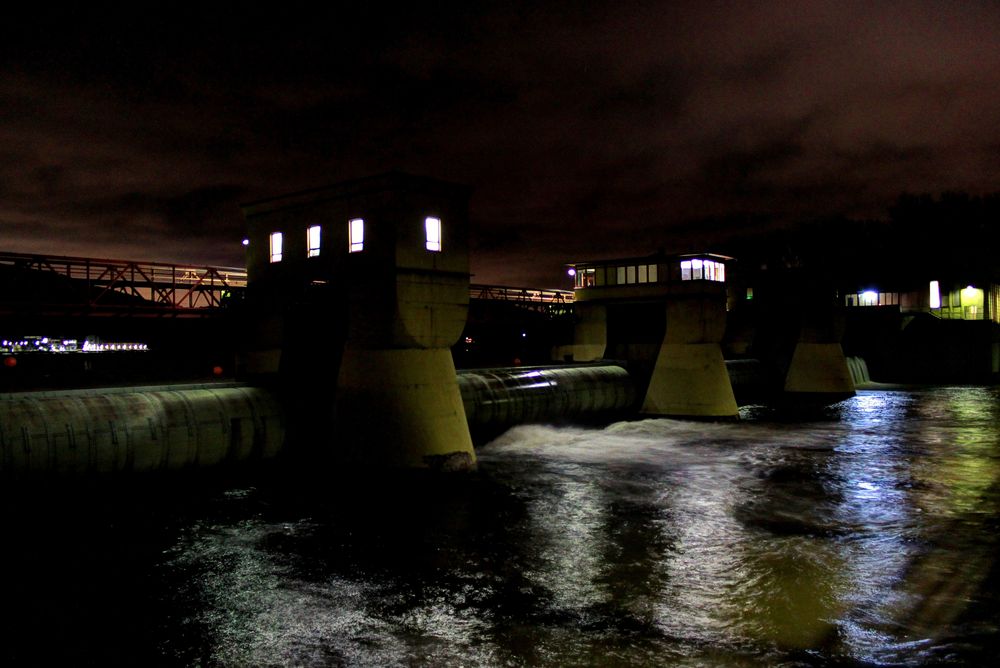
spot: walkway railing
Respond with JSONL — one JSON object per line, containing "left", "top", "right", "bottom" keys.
{"left": 0, "top": 251, "right": 246, "bottom": 316}
{"left": 469, "top": 284, "right": 574, "bottom": 316}
{"left": 470, "top": 284, "right": 573, "bottom": 305}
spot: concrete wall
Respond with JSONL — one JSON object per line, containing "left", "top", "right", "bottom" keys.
{"left": 1, "top": 383, "right": 282, "bottom": 479}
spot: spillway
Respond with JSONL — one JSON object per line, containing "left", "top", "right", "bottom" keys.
{"left": 0, "top": 383, "right": 283, "bottom": 478}
{"left": 457, "top": 364, "right": 638, "bottom": 431}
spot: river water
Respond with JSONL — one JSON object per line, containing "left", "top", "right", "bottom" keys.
{"left": 4, "top": 387, "right": 999, "bottom": 666}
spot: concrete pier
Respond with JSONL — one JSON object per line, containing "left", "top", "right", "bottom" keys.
{"left": 241, "top": 173, "right": 477, "bottom": 470}
{"left": 566, "top": 253, "right": 739, "bottom": 420}
{"left": 641, "top": 295, "right": 738, "bottom": 419}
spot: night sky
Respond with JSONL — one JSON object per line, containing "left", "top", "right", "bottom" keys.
{"left": 2, "top": 2, "right": 999, "bottom": 287}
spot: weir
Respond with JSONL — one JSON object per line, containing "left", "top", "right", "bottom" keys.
{"left": 0, "top": 365, "right": 633, "bottom": 478}
{"left": 0, "top": 173, "right": 863, "bottom": 478}
{"left": 0, "top": 359, "right": 873, "bottom": 479}
{"left": 0, "top": 383, "right": 282, "bottom": 478}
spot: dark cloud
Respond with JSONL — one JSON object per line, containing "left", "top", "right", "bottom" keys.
{"left": 2, "top": 1, "right": 999, "bottom": 286}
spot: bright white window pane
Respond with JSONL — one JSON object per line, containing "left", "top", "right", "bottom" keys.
{"left": 692, "top": 259, "right": 703, "bottom": 280}
{"left": 718, "top": 263, "right": 725, "bottom": 282}
{"left": 929, "top": 280, "right": 941, "bottom": 308}
{"left": 307, "top": 225, "right": 321, "bottom": 257}
{"left": 425, "top": 217, "right": 442, "bottom": 252}
{"left": 349, "top": 218, "right": 364, "bottom": 253}
{"left": 681, "top": 260, "right": 691, "bottom": 281}
{"left": 269, "top": 232, "right": 283, "bottom": 263}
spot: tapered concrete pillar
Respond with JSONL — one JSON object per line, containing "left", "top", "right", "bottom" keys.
{"left": 784, "top": 343, "right": 855, "bottom": 394}
{"left": 554, "top": 302, "right": 607, "bottom": 362}
{"left": 783, "top": 312, "right": 855, "bottom": 398}
{"left": 641, "top": 296, "right": 738, "bottom": 418}
{"left": 336, "top": 348, "right": 473, "bottom": 469}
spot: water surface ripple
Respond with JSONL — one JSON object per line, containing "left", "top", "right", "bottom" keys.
{"left": 3, "top": 387, "right": 998, "bottom": 666}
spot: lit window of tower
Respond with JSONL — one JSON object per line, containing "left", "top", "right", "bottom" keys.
{"left": 269, "top": 232, "right": 283, "bottom": 263}
{"left": 307, "top": 225, "right": 321, "bottom": 257}
{"left": 425, "top": 217, "right": 442, "bottom": 252}
{"left": 349, "top": 218, "right": 364, "bottom": 253}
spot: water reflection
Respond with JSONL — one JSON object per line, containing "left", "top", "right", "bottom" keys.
{"left": 4, "top": 387, "right": 996, "bottom": 666}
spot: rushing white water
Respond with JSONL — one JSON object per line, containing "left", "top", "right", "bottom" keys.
{"left": 4, "top": 387, "right": 998, "bottom": 666}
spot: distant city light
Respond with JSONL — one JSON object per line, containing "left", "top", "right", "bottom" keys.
{"left": 242, "top": 238, "right": 249, "bottom": 246}
{"left": 567, "top": 268, "right": 576, "bottom": 277}
{"left": 0, "top": 337, "right": 148, "bottom": 354}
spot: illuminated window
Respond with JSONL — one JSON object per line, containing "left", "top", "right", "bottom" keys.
{"left": 648, "top": 264, "right": 658, "bottom": 282}
{"left": 680, "top": 258, "right": 724, "bottom": 282}
{"left": 616, "top": 266, "right": 626, "bottom": 284}
{"left": 626, "top": 266, "right": 636, "bottom": 284}
{"left": 349, "top": 218, "right": 364, "bottom": 253}
{"left": 269, "top": 232, "right": 283, "bottom": 263}
{"left": 929, "top": 280, "right": 941, "bottom": 309}
{"left": 575, "top": 267, "right": 596, "bottom": 288}
{"left": 307, "top": 225, "right": 321, "bottom": 257}
{"left": 746, "top": 287, "right": 754, "bottom": 300}
{"left": 638, "top": 265, "right": 647, "bottom": 283}
{"left": 425, "top": 217, "right": 442, "bottom": 252}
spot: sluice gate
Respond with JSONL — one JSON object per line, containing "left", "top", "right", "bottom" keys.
{"left": 0, "top": 383, "right": 282, "bottom": 478}
{"left": 457, "top": 364, "right": 637, "bottom": 431}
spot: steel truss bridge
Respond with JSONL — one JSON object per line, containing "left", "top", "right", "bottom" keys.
{"left": 0, "top": 251, "right": 573, "bottom": 318}
{"left": 469, "top": 283, "right": 574, "bottom": 315}
{"left": 0, "top": 252, "right": 247, "bottom": 318}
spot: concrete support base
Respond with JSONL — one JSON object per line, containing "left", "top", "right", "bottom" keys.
{"left": 784, "top": 342, "right": 855, "bottom": 396}
{"left": 335, "top": 347, "right": 476, "bottom": 470}
{"left": 641, "top": 343, "right": 738, "bottom": 418}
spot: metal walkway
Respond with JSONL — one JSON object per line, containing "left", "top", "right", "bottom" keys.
{"left": 469, "top": 283, "right": 573, "bottom": 314}
{"left": 0, "top": 252, "right": 247, "bottom": 317}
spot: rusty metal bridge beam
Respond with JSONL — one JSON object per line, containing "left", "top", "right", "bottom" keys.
{"left": 0, "top": 251, "right": 246, "bottom": 315}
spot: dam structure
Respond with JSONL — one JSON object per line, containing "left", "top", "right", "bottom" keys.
{"left": 560, "top": 253, "right": 740, "bottom": 418}
{"left": 0, "top": 172, "right": 864, "bottom": 479}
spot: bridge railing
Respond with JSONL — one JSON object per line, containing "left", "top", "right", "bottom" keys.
{"left": 470, "top": 284, "right": 574, "bottom": 305}
{"left": 0, "top": 251, "right": 247, "bottom": 314}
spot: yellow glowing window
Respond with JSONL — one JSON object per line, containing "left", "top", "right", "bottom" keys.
{"left": 349, "top": 218, "right": 364, "bottom": 253}
{"left": 626, "top": 266, "right": 636, "bottom": 284}
{"left": 307, "top": 225, "right": 321, "bottom": 257}
{"left": 929, "top": 280, "right": 941, "bottom": 309}
{"left": 638, "top": 265, "right": 648, "bottom": 283}
{"left": 425, "top": 217, "right": 442, "bottom": 252}
{"left": 648, "top": 264, "right": 658, "bottom": 282}
{"left": 269, "top": 232, "right": 283, "bottom": 263}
